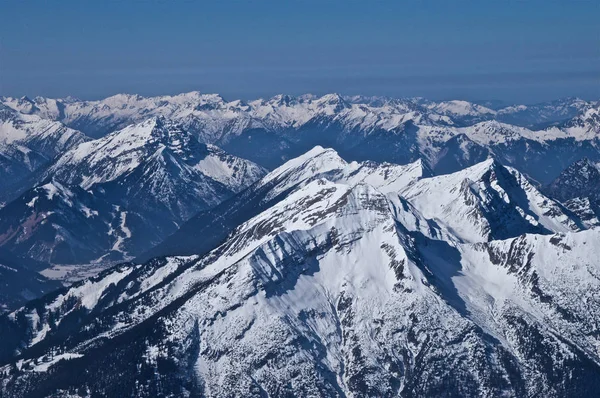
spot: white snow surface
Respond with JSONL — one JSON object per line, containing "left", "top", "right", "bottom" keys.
{"left": 48, "top": 117, "right": 265, "bottom": 191}
{"left": 3, "top": 93, "right": 596, "bottom": 148}
{"left": 399, "top": 158, "right": 581, "bottom": 242}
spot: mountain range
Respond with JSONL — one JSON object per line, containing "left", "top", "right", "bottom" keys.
{"left": 0, "top": 92, "right": 600, "bottom": 396}
{"left": 2, "top": 93, "right": 598, "bottom": 183}
{"left": 0, "top": 146, "right": 598, "bottom": 397}
{"left": 0, "top": 104, "right": 88, "bottom": 197}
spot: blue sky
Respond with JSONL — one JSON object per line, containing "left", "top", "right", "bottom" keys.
{"left": 1, "top": 0, "right": 598, "bottom": 103}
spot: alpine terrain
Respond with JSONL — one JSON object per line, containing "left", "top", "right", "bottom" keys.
{"left": 1, "top": 146, "right": 599, "bottom": 397}
{"left": 0, "top": 117, "right": 266, "bottom": 266}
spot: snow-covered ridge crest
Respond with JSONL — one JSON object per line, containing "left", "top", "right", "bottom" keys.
{"left": 47, "top": 116, "right": 265, "bottom": 192}
{"left": 257, "top": 145, "right": 429, "bottom": 202}
{"left": 399, "top": 157, "right": 583, "bottom": 242}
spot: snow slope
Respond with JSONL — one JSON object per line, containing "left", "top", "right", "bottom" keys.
{"left": 400, "top": 158, "right": 582, "bottom": 242}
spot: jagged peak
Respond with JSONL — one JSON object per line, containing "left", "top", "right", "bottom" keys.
{"left": 547, "top": 157, "right": 600, "bottom": 201}
{"left": 415, "top": 157, "right": 503, "bottom": 187}
{"left": 61, "top": 95, "right": 81, "bottom": 103}
{"left": 34, "top": 178, "right": 77, "bottom": 201}
{"left": 568, "top": 157, "right": 597, "bottom": 169}
{"left": 103, "top": 93, "right": 145, "bottom": 103}
{"left": 428, "top": 99, "right": 497, "bottom": 116}
{"left": 106, "top": 116, "right": 189, "bottom": 142}
{"left": 268, "top": 94, "right": 297, "bottom": 106}
{"left": 463, "top": 157, "right": 504, "bottom": 176}
{"left": 266, "top": 145, "right": 345, "bottom": 175}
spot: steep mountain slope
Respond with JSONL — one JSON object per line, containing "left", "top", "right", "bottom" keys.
{"left": 545, "top": 158, "right": 600, "bottom": 228}
{"left": 546, "top": 158, "right": 600, "bottom": 202}
{"left": 0, "top": 180, "right": 121, "bottom": 264}
{"left": 0, "top": 105, "right": 88, "bottom": 195}
{"left": 0, "top": 249, "right": 60, "bottom": 313}
{"left": 139, "top": 146, "right": 429, "bottom": 261}
{"left": 0, "top": 148, "right": 598, "bottom": 397}
{"left": 399, "top": 158, "right": 582, "bottom": 242}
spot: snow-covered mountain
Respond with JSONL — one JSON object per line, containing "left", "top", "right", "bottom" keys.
{"left": 2, "top": 93, "right": 598, "bottom": 183}
{"left": 3, "top": 93, "right": 592, "bottom": 138}
{"left": 138, "top": 146, "right": 430, "bottom": 261}
{"left": 496, "top": 97, "right": 594, "bottom": 127}
{"left": 0, "top": 117, "right": 266, "bottom": 264}
{"left": 0, "top": 104, "right": 88, "bottom": 195}
{"left": 1, "top": 147, "right": 599, "bottom": 397}
{"left": 47, "top": 116, "right": 265, "bottom": 195}
{"left": 399, "top": 158, "right": 583, "bottom": 242}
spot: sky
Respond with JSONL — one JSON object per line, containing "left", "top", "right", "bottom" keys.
{"left": 0, "top": 0, "right": 598, "bottom": 104}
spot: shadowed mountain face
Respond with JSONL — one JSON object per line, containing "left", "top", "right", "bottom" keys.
{"left": 0, "top": 249, "right": 60, "bottom": 312}
{"left": 544, "top": 158, "right": 600, "bottom": 229}
{"left": 1, "top": 147, "right": 598, "bottom": 397}
{"left": 546, "top": 158, "right": 600, "bottom": 202}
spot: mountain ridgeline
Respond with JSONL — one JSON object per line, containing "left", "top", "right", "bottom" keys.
{"left": 0, "top": 146, "right": 599, "bottom": 397}
{"left": 2, "top": 93, "right": 599, "bottom": 183}
{"left": 0, "top": 93, "right": 599, "bottom": 397}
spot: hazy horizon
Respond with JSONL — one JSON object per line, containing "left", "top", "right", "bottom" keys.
{"left": 1, "top": 0, "right": 598, "bottom": 103}
{"left": 4, "top": 90, "right": 599, "bottom": 108}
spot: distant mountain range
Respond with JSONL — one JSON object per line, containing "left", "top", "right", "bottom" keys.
{"left": 3, "top": 93, "right": 598, "bottom": 185}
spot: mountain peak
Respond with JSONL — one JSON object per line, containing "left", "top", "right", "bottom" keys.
{"left": 36, "top": 179, "right": 73, "bottom": 201}
{"left": 316, "top": 93, "right": 349, "bottom": 109}
{"left": 460, "top": 157, "right": 502, "bottom": 178}
{"left": 400, "top": 156, "right": 580, "bottom": 242}
{"left": 268, "top": 94, "right": 297, "bottom": 106}
{"left": 19, "top": 95, "right": 34, "bottom": 104}
{"left": 257, "top": 146, "right": 347, "bottom": 198}
{"left": 112, "top": 116, "right": 192, "bottom": 148}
